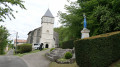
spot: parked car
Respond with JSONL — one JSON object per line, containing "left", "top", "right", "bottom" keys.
{"left": 33, "top": 44, "right": 40, "bottom": 49}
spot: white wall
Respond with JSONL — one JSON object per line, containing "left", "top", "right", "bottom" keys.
{"left": 40, "top": 22, "right": 55, "bottom": 48}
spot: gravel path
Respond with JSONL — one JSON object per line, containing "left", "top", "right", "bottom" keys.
{"left": 22, "top": 49, "right": 50, "bottom": 67}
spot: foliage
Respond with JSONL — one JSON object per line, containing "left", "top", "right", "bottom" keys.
{"left": 58, "top": 1, "right": 84, "bottom": 38}
{"left": 58, "top": 0, "right": 120, "bottom": 38}
{"left": 16, "top": 45, "right": 21, "bottom": 53}
{"left": 64, "top": 52, "right": 73, "bottom": 59}
{"left": 0, "top": 0, "right": 26, "bottom": 22}
{"left": 8, "top": 40, "right": 14, "bottom": 49}
{"left": 8, "top": 44, "right": 14, "bottom": 49}
{"left": 61, "top": 40, "right": 74, "bottom": 49}
{"left": 54, "top": 26, "right": 71, "bottom": 46}
{"left": 0, "top": 26, "right": 9, "bottom": 55}
{"left": 16, "top": 43, "right": 32, "bottom": 53}
{"left": 50, "top": 48, "right": 55, "bottom": 52}
{"left": 74, "top": 31, "right": 120, "bottom": 67}
{"left": 54, "top": 26, "right": 76, "bottom": 47}
{"left": 54, "top": 26, "right": 74, "bottom": 49}
{"left": 15, "top": 48, "right": 48, "bottom": 57}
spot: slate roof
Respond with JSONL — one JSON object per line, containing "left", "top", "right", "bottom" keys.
{"left": 43, "top": 9, "right": 54, "bottom": 18}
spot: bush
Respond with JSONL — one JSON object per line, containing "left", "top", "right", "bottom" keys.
{"left": 64, "top": 52, "right": 73, "bottom": 59}
{"left": 61, "top": 40, "right": 74, "bottom": 49}
{"left": 50, "top": 48, "right": 55, "bottom": 52}
{"left": 74, "top": 31, "right": 120, "bottom": 67}
{"left": 16, "top": 43, "right": 32, "bottom": 53}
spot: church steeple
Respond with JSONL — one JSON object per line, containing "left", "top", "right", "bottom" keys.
{"left": 41, "top": 9, "right": 54, "bottom": 24}
{"left": 43, "top": 9, "right": 54, "bottom": 18}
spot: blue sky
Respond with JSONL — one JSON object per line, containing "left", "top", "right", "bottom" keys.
{"left": 0, "top": 0, "right": 77, "bottom": 41}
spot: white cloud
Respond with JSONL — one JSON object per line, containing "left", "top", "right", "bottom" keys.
{"left": 1, "top": 0, "right": 77, "bottom": 40}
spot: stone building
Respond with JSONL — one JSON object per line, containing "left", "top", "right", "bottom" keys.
{"left": 27, "top": 9, "right": 59, "bottom": 48}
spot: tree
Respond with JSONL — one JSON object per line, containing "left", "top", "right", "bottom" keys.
{"left": 0, "top": 26, "right": 9, "bottom": 54}
{"left": 77, "top": 0, "right": 120, "bottom": 35}
{"left": 58, "top": 0, "right": 120, "bottom": 38}
{"left": 8, "top": 40, "right": 14, "bottom": 49}
{"left": 0, "top": 0, "right": 26, "bottom": 22}
{"left": 0, "top": 0, "right": 26, "bottom": 54}
{"left": 54, "top": 26, "right": 75, "bottom": 47}
{"left": 58, "top": 1, "right": 83, "bottom": 38}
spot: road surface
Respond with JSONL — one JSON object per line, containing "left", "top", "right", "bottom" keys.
{"left": 0, "top": 49, "right": 28, "bottom": 67}
{"left": 0, "top": 55, "right": 28, "bottom": 67}
{"left": 22, "top": 49, "right": 50, "bottom": 67}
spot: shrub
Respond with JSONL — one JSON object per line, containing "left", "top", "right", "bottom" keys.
{"left": 64, "top": 52, "right": 73, "bottom": 59}
{"left": 50, "top": 48, "right": 55, "bottom": 52}
{"left": 15, "top": 45, "right": 21, "bottom": 53}
{"left": 61, "top": 40, "right": 74, "bottom": 49}
{"left": 74, "top": 31, "right": 120, "bottom": 67}
{"left": 16, "top": 43, "right": 32, "bottom": 53}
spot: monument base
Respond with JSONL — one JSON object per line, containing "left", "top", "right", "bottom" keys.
{"left": 81, "top": 28, "right": 90, "bottom": 39}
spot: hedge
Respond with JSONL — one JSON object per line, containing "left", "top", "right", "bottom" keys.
{"left": 61, "top": 40, "right": 74, "bottom": 49}
{"left": 16, "top": 43, "right": 32, "bottom": 53}
{"left": 74, "top": 31, "right": 120, "bottom": 67}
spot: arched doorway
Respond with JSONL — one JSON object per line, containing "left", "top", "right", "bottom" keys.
{"left": 45, "top": 44, "right": 49, "bottom": 48}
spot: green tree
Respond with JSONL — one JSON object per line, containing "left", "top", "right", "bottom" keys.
{"left": 54, "top": 26, "right": 73, "bottom": 46}
{"left": 0, "top": 26, "right": 9, "bottom": 54}
{"left": 8, "top": 40, "right": 14, "bottom": 49}
{"left": 58, "top": 1, "right": 84, "bottom": 38}
{"left": 58, "top": 0, "right": 120, "bottom": 38}
{"left": 0, "top": 0, "right": 26, "bottom": 22}
{"left": 77, "top": 0, "right": 120, "bottom": 34}
{"left": 0, "top": 0, "right": 26, "bottom": 54}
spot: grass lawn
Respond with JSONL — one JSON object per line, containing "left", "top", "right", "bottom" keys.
{"left": 49, "top": 62, "right": 78, "bottom": 67}
{"left": 14, "top": 48, "right": 48, "bottom": 57}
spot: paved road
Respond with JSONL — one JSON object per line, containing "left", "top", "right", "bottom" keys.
{"left": 22, "top": 49, "right": 50, "bottom": 67}
{"left": 6, "top": 49, "right": 14, "bottom": 55}
{"left": 0, "top": 56, "right": 28, "bottom": 67}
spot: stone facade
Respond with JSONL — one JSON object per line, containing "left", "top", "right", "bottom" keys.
{"left": 27, "top": 9, "right": 59, "bottom": 48}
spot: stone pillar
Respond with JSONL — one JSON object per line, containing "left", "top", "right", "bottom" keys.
{"left": 81, "top": 28, "right": 90, "bottom": 39}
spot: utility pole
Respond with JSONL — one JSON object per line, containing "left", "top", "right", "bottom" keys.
{"left": 15, "top": 32, "right": 18, "bottom": 54}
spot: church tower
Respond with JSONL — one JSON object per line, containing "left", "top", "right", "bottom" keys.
{"left": 40, "top": 9, "right": 55, "bottom": 48}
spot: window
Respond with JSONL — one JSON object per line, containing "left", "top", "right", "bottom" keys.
{"left": 46, "top": 30, "right": 49, "bottom": 33}
{"left": 54, "top": 38, "right": 55, "bottom": 41}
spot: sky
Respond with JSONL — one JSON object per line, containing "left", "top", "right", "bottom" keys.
{"left": 0, "top": 0, "right": 77, "bottom": 41}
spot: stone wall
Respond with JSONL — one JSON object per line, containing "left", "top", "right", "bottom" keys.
{"left": 45, "top": 48, "right": 75, "bottom": 62}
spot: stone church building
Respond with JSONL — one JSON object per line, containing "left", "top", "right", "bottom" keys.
{"left": 27, "top": 9, "right": 59, "bottom": 48}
